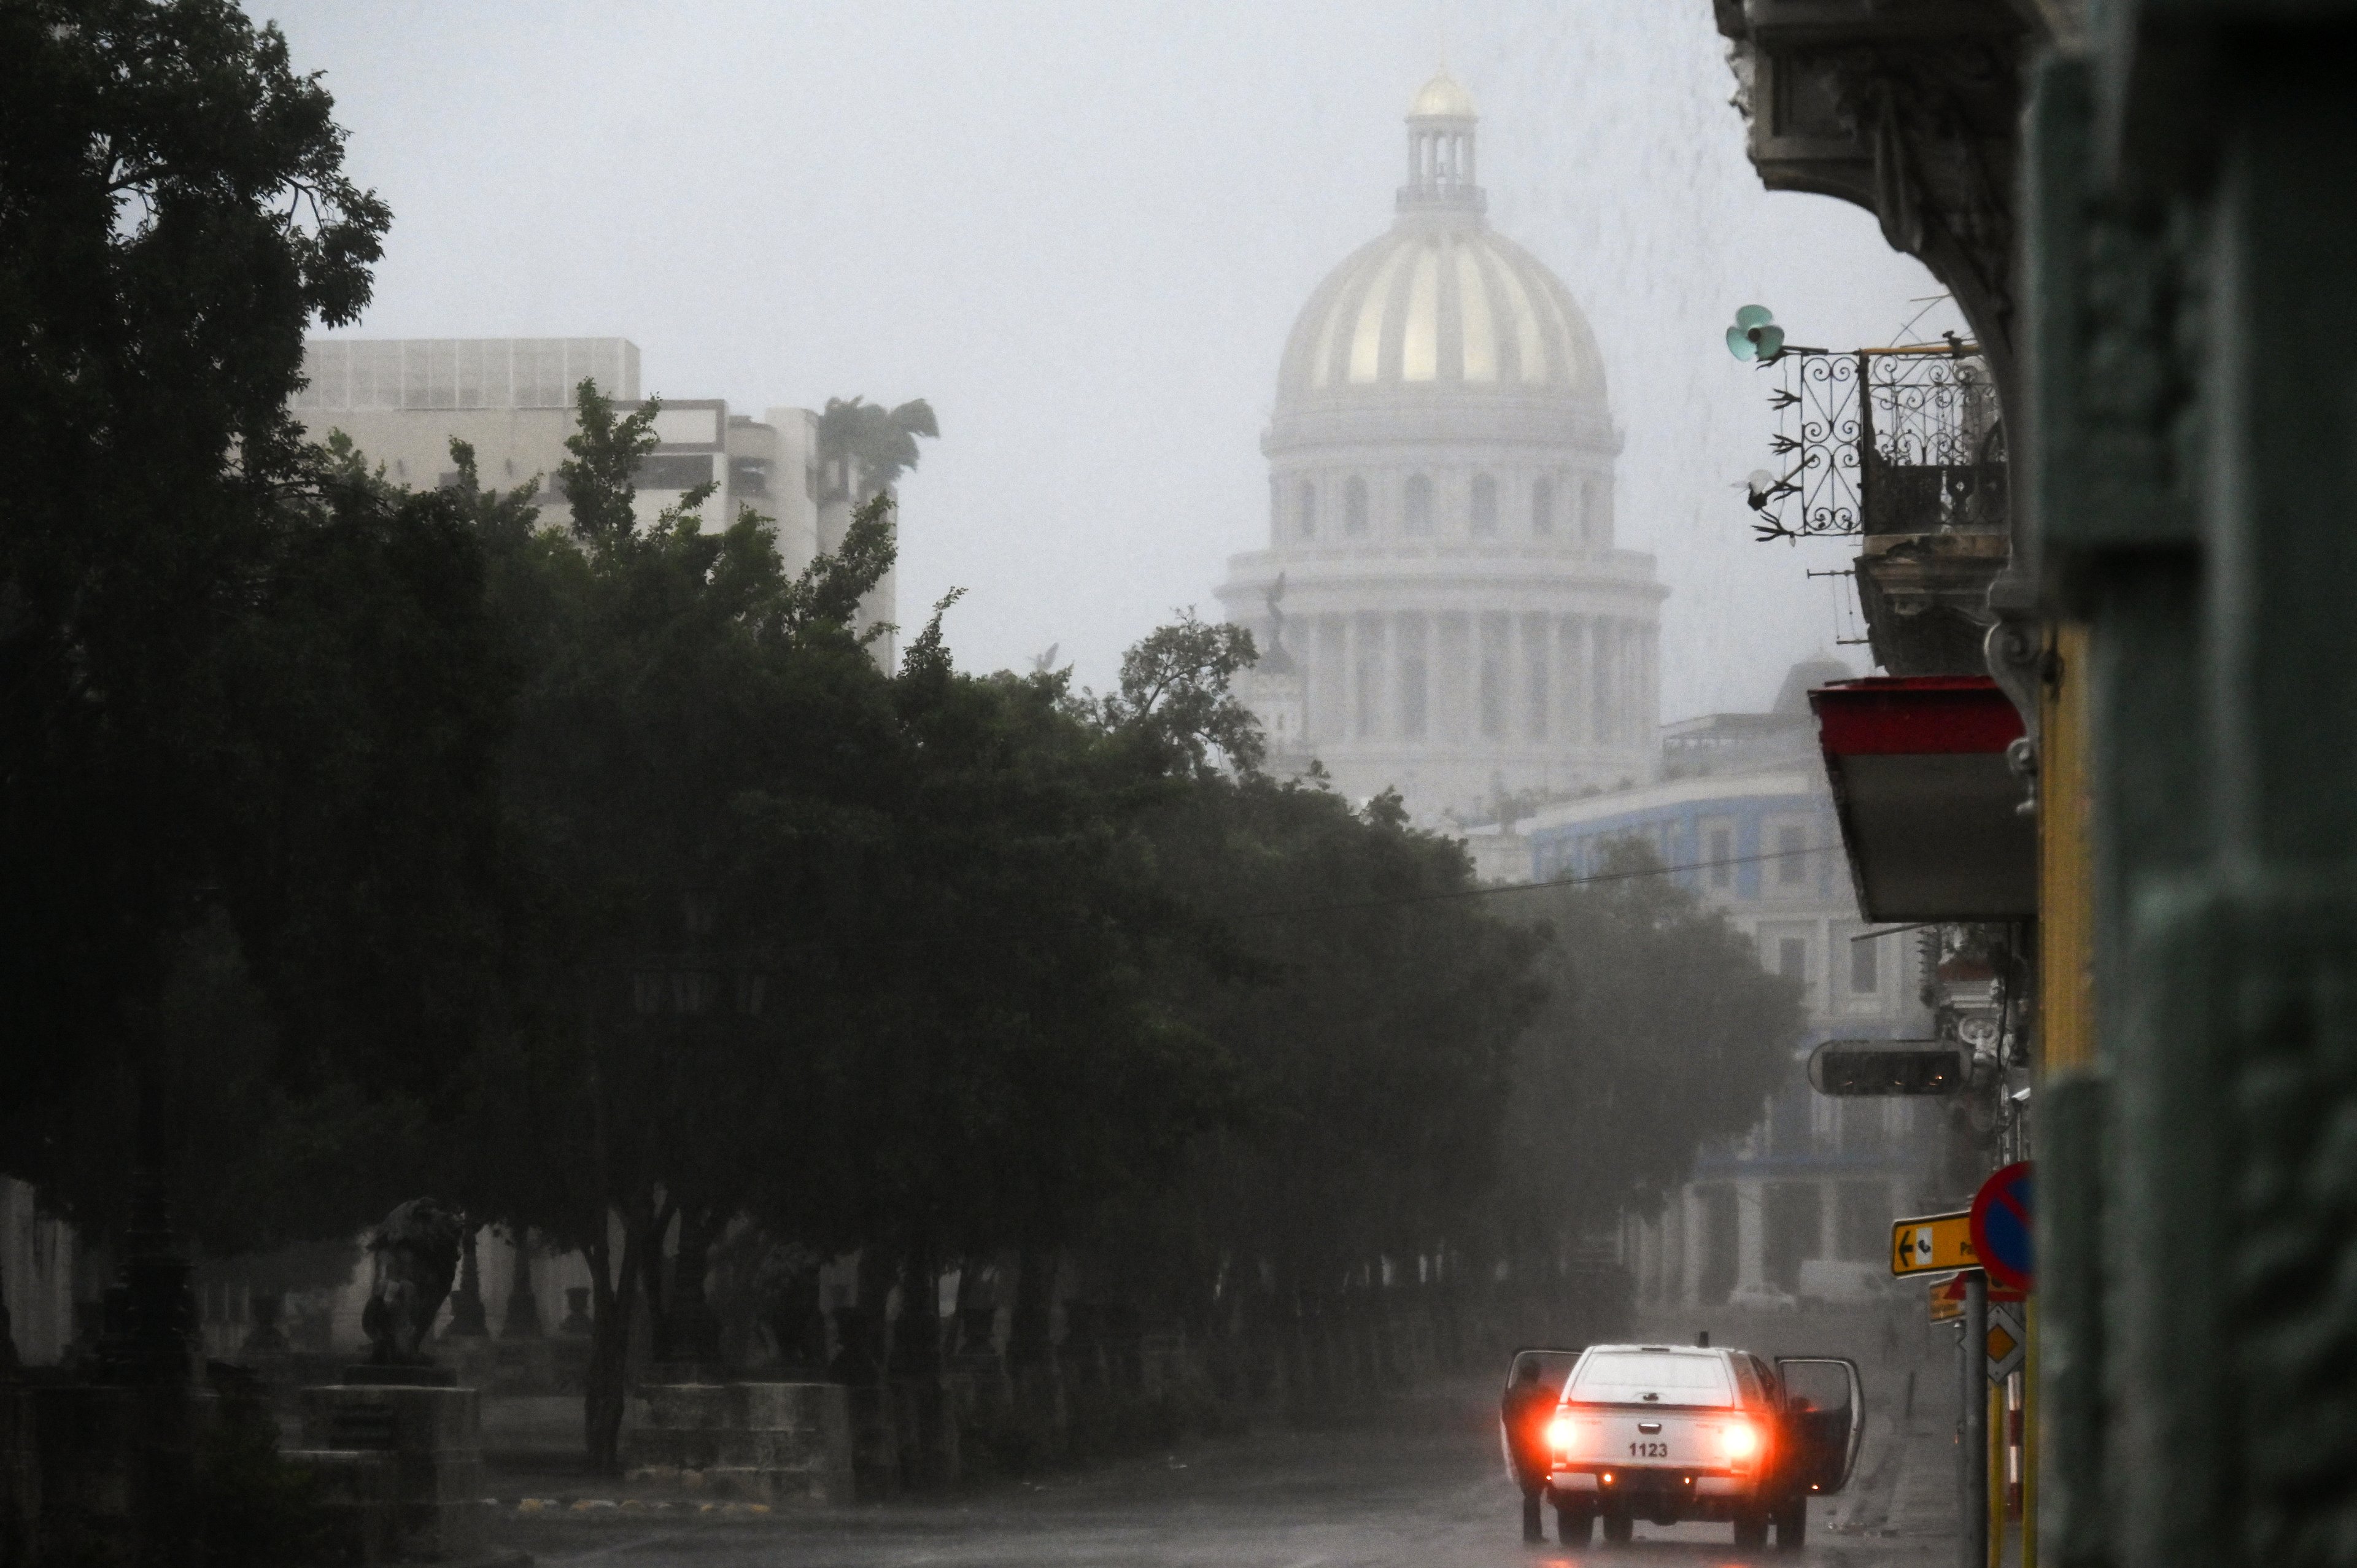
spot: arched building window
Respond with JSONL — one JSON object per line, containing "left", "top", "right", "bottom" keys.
{"left": 1531, "top": 474, "right": 1555, "bottom": 535}
{"left": 1470, "top": 473, "right": 1498, "bottom": 536}
{"left": 1344, "top": 475, "right": 1369, "bottom": 536}
{"left": 1298, "top": 478, "right": 1318, "bottom": 539}
{"left": 1404, "top": 473, "right": 1434, "bottom": 536}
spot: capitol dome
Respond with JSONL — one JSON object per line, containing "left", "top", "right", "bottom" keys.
{"left": 1275, "top": 222, "right": 1608, "bottom": 405}
{"left": 1217, "top": 75, "right": 1665, "bottom": 825}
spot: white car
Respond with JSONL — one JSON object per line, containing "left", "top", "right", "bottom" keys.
{"left": 1542, "top": 1342, "right": 1862, "bottom": 1550}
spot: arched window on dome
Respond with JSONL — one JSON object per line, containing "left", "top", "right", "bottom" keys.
{"left": 1531, "top": 475, "right": 1555, "bottom": 536}
{"left": 1469, "top": 473, "right": 1498, "bottom": 538}
{"left": 1344, "top": 476, "right": 1369, "bottom": 536}
{"left": 1404, "top": 474, "right": 1434, "bottom": 538}
{"left": 1298, "top": 479, "right": 1318, "bottom": 540}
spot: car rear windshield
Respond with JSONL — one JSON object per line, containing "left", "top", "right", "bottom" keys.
{"left": 1567, "top": 1351, "right": 1735, "bottom": 1407}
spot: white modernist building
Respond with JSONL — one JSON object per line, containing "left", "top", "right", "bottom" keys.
{"left": 293, "top": 338, "right": 897, "bottom": 665}
{"left": 1218, "top": 74, "right": 1666, "bottom": 823}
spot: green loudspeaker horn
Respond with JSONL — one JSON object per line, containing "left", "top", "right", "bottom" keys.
{"left": 1725, "top": 304, "right": 1784, "bottom": 362}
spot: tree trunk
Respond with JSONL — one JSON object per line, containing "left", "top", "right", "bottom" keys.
{"left": 584, "top": 1197, "right": 664, "bottom": 1474}
{"left": 581, "top": 1224, "right": 640, "bottom": 1475}
{"left": 632, "top": 1199, "right": 678, "bottom": 1367}
{"left": 892, "top": 1242, "right": 954, "bottom": 1488}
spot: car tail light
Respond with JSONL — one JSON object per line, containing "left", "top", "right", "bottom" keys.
{"left": 1720, "top": 1420, "right": 1761, "bottom": 1462}
{"left": 1547, "top": 1413, "right": 1578, "bottom": 1453}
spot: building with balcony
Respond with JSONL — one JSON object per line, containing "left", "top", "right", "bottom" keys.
{"left": 1217, "top": 75, "right": 1666, "bottom": 824}
{"left": 1521, "top": 660, "right": 1943, "bottom": 1307}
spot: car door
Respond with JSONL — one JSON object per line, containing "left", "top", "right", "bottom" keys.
{"left": 1500, "top": 1347, "right": 1584, "bottom": 1478}
{"left": 1774, "top": 1357, "right": 1864, "bottom": 1494}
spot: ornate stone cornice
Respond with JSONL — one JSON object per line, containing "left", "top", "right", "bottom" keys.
{"left": 1717, "top": 1, "right": 2039, "bottom": 408}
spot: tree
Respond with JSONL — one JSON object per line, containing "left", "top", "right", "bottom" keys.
{"left": 1117, "top": 776, "right": 1546, "bottom": 1321}
{"left": 2, "top": 0, "right": 395, "bottom": 1107}
{"left": 0, "top": 4, "right": 535, "bottom": 1378}
{"left": 1492, "top": 838, "right": 1802, "bottom": 1270}
{"left": 448, "top": 381, "right": 911, "bottom": 1470}
{"left": 815, "top": 396, "right": 939, "bottom": 501}
{"left": 1092, "top": 610, "right": 1264, "bottom": 777}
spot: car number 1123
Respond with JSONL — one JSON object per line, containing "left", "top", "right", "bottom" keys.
{"left": 1628, "top": 1440, "right": 1668, "bottom": 1459}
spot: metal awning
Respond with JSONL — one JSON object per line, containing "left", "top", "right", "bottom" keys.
{"left": 1809, "top": 676, "right": 2035, "bottom": 922}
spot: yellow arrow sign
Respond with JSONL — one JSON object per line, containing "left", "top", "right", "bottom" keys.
{"left": 1891, "top": 1211, "right": 1979, "bottom": 1277}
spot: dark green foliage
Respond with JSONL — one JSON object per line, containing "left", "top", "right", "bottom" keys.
{"left": 816, "top": 396, "right": 939, "bottom": 498}
{"left": 1495, "top": 838, "right": 1803, "bottom": 1256}
{"left": 1087, "top": 774, "right": 1547, "bottom": 1313}
{"left": 0, "top": 0, "right": 515, "bottom": 1253}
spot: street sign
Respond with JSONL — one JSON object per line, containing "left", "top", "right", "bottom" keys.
{"left": 1928, "top": 1274, "right": 2023, "bottom": 1321}
{"left": 1970, "top": 1161, "right": 2034, "bottom": 1291}
{"left": 1984, "top": 1302, "right": 2026, "bottom": 1384}
{"left": 1891, "top": 1211, "right": 1978, "bottom": 1277}
{"left": 1808, "top": 1038, "right": 1966, "bottom": 1095}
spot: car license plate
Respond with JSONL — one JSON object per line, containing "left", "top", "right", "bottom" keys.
{"left": 1613, "top": 1418, "right": 1677, "bottom": 1461}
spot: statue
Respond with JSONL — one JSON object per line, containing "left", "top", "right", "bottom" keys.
{"left": 359, "top": 1198, "right": 465, "bottom": 1367}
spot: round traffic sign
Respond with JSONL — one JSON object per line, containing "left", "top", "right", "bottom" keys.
{"left": 1970, "top": 1161, "right": 2034, "bottom": 1292}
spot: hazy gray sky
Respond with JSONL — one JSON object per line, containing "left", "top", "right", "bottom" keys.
{"left": 267, "top": 1, "right": 1951, "bottom": 720}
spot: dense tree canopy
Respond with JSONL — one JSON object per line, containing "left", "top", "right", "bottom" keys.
{"left": 0, "top": 0, "right": 508, "bottom": 1225}
{"left": 1493, "top": 840, "right": 1804, "bottom": 1263}
{"left": 0, "top": 7, "right": 1804, "bottom": 1470}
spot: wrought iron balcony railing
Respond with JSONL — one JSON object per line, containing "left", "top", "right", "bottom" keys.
{"left": 1746, "top": 342, "right": 2007, "bottom": 543}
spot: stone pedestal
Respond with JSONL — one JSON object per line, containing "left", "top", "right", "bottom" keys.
{"left": 283, "top": 1447, "right": 396, "bottom": 1563}
{"left": 296, "top": 1383, "right": 481, "bottom": 1561}
{"left": 625, "top": 1381, "right": 853, "bottom": 1505}
{"left": 22, "top": 1382, "right": 219, "bottom": 1566}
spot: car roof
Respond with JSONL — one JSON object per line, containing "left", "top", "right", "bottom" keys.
{"left": 1579, "top": 1344, "right": 1735, "bottom": 1360}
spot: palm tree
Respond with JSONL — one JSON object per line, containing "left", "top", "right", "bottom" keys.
{"left": 816, "top": 396, "right": 939, "bottom": 501}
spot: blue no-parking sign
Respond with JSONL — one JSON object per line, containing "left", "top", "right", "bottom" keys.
{"left": 1969, "top": 1161, "right": 2034, "bottom": 1292}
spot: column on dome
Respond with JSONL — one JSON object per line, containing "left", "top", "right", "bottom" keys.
{"left": 1641, "top": 623, "right": 1660, "bottom": 744}
{"left": 1629, "top": 623, "right": 1648, "bottom": 745}
{"left": 1612, "top": 617, "right": 1631, "bottom": 740}
{"left": 1315, "top": 615, "right": 1347, "bottom": 743}
{"left": 1343, "top": 614, "right": 1361, "bottom": 743}
{"left": 1438, "top": 612, "right": 1469, "bottom": 745}
{"left": 1477, "top": 612, "right": 1507, "bottom": 743}
{"left": 1522, "top": 612, "right": 1551, "bottom": 743}
{"left": 1604, "top": 622, "right": 1623, "bottom": 746}
{"left": 1296, "top": 617, "right": 1318, "bottom": 743}
{"left": 1355, "top": 612, "right": 1387, "bottom": 740}
{"left": 1503, "top": 612, "right": 1525, "bottom": 747}
{"left": 1396, "top": 612, "right": 1429, "bottom": 741}
{"left": 1624, "top": 623, "right": 1641, "bottom": 745}
{"left": 1587, "top": 617, "right": 1608, "bottom": 744}
{"left": 1560, "top": 616, "right": 1587, "bottom": 747}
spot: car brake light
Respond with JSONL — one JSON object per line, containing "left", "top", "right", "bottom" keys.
{"left": 1721, "top": 1420, "right": 1760, "bottom": 1461}
{"left": 1547, "top": 1414, "right": 1577, "bottom": 1452}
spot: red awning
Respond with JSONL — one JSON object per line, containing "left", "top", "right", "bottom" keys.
{"left": 1810, "top": 676, "right": 2035, "bottom": 922}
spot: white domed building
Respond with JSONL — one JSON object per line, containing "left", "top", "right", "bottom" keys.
{"left": 1218, "top": 74, "right": 1665, "bottom": 822}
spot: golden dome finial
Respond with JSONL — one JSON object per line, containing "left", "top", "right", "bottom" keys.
{"left": 1409, "top": 69, "right": 1476, "bottom": 122}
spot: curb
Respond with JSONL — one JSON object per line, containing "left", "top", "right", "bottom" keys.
{"left": 497, "top": 1497, "right": 777, "bottom": 1518}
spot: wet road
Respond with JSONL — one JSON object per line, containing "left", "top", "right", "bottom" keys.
{"left": 492, "top": 1379, "right": 1954, "bottom": 1568}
